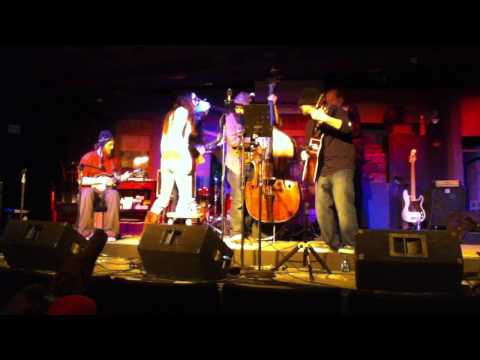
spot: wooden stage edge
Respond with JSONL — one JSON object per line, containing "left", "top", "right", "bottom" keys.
{"left": 100, "top": 236, "right": 480, "bottom": 290}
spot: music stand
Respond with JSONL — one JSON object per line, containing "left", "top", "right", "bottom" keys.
{"left": 243, "top": 104, "right": 274, "bottom": 274}
{"left": 243, "top": 104, "right": 273, "bottom": 139}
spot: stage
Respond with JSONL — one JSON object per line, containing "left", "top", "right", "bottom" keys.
{"left": 1, "top": 234, "right": 480, "bottom": 316}
{"left": 100, "top": 236, "right": 480, "bottom": 284}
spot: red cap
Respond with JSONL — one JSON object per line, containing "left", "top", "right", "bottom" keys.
{"left": 48, "top": 295, "right": 97, "bottom": 316}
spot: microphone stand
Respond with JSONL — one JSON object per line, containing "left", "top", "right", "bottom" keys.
{"left": 75, "top": 164, "right": 84, "bottom": 229}
{"left": 207, "top": 112, "right": 226, "bottom": 237}
{"left": 239, "top": 132, "right": 246, "bottom": 268}
{"left": 219, "top": 89, "right": 233, "bottom": 241}
{"left": 220, "top": 112, "right": 227, "bottom": 240}
{"left": 19, "top": 169, "right": 28, "bottom": 221}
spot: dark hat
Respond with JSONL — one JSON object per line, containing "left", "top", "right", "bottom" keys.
{"left": 98, "top": 130, "right": 114, "bottom": 147}
{"left": 298, "top": 88, "right": 323, "bottom": 107}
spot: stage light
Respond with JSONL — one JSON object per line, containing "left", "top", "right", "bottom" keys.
{"left": 431, "top": 110, "right": 440, "bottom": 124}
{"left": 133, "top": 155, "right": 149, "bottom": 168}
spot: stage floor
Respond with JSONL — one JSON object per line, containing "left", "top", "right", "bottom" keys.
{"left": 98, "top": 235, "right": 480, "bottom": 290}
{"left": 1, "top": 236, "right": 480, "bottom": 315}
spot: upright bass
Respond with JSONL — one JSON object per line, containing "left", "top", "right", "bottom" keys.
{"left": 244, "top": 78, "right": 301, "bottom": 223}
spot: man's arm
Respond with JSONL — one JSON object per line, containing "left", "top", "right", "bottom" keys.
{"left": 310, "top": 108, "right": 352, "bottom": 133}
{"left": 268, "top": 94, "right": 282, "bottom": 127}
{"left": 225, "top": 114, "right": 243, "bottom": 148}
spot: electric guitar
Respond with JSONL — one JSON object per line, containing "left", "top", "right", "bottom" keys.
{"left": 302, "top": 136, "right": 324, "bottom": 184}
{"left": 401, "top": 149, "right": 426, "bottom": 226}
{"left": 81, "top": 168, "right": 144, "bottom": 192}
{"left": 301, "top": 95, "right": 326, "bottom": 184}
{"left": 193, "top": 139, "right": 221, "bottom": 166}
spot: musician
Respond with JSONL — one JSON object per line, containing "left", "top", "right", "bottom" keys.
{"left": 224, "top": 92, "right": 252, "bottom": 240}
{"left": 299, "top": 88, "right": 358, "bottom": 251}
{"left": 226, "top": 91, "right": 280, "bottom": 241}
{"left": 144, "top": 93, "right": 204, "bottom": 227}
{"left": 78, "top": 130, "right": 128, "bottom": 241}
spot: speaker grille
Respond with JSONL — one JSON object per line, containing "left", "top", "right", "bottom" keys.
{"left": 430, "top": 187, "right": 466, "bottom": 227}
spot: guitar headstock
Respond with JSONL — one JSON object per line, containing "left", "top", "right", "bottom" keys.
{"left": 267, "top": 66, "right": 280, "bottom": 95}
{"left": 409, "top": 149, "right": 417, "bottom": 164}
{"left": 268, "top": 81, "right": 277, "bottom": 96}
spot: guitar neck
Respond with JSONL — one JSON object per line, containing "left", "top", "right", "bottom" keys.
{"left": 411, "top": 160, "right": 416, "bottom": 200}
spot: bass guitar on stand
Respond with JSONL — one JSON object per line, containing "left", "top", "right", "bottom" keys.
{"left": 401, "top": 149, "right": 426, "bottom": 230}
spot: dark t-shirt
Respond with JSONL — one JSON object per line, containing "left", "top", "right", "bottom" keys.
{"left": 305, "top": 106, "right": 355, "bottom": 177}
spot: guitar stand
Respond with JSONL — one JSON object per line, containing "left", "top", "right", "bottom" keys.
{"left": 273, "top": 241, "right": 332, "bottom": 281}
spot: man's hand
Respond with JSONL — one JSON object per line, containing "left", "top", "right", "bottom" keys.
{"left": 267, "top": 94, "right": 278, "bottom": 104}
{"left": 119, "top": 171, "right": 132, "bottom": 182}
{"left": 109, "top": 177, "right": 116, "bottom": 186}
{"left": 196, "top": 145, "right": 206, "bottom": 156}
{"left": 301, "top": 150, "right": 309, "bottom": 161}
{"left": 310, "top": 108, "right": 329, "bottom": 122}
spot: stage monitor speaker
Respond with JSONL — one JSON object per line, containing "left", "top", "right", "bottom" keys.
{"left": 0, "top": 220, "right": 87, "bottom": 272}
{"left": 138, "top": 224, "right": 233, "bottom": 280}
{"left": 429, "top": 187, "right": 466, "bottom": 228}
{"left": 0, "top": 181, "right": 3, "bottom": 228}
{"left": 355, "top": 229, "right": 463, "bottom": 293}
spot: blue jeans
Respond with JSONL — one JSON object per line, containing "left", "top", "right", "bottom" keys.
{"left": 315, "top": 168, "right": 358, "bottom": 247}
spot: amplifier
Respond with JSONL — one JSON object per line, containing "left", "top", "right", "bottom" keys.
{"left": 434, "top": 180, "right": 461, "bottom": 188}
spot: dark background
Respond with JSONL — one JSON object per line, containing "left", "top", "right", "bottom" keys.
{"left": 1, "top": 44, "right": 479, "bottom": 221}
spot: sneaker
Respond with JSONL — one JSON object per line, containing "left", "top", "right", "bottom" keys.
{"left": 312, "top": 240, "right": 338, "bottom": 252}
{"left": 107, "top": 237, "right": 117, "bottom": 243}
{"left": 229, "top": 234, "right": 242, "bottom": 242}
{"left": 175, "top": 204, "right": 201, "bottom": 219}
{"left": 339, "top": 245, "right": 355, "bottom": 254}
{"left": 247, "top": 234, "right": 273, "bottom": 242}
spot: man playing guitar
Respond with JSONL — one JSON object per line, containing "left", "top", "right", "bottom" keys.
{"left": 78, "top": 130, "right": 131, "bottom": 241}
{"left": 299, "top": 88, "right": 358, "bottom": 251}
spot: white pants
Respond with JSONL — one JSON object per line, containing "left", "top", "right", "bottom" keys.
{"left": 150, "top": 169, "right": 196, "bottom": 215}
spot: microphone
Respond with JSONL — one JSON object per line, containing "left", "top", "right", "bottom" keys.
{"left": 21, "top": 169, "right": 27, "bottom": 184}
{"left": 225, "top": 88, "right": 233, "bottom": 108}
